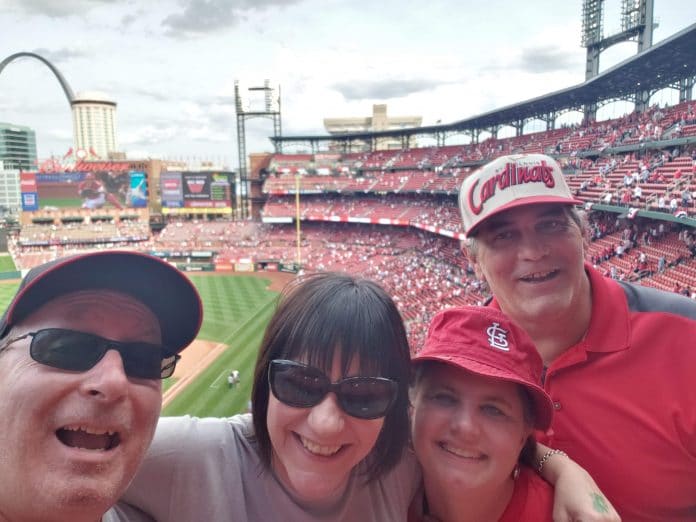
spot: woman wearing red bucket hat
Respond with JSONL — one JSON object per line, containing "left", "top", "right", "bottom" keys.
{"left": 120, "top": 275, "right": 615, "bottom": 521}
{"left": 409, "top": 306, "right": 556, "bottom": 522}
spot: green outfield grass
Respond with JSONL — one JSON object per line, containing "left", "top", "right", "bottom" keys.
{"left": 38, "top": 198, "right": 85, "bottom": 208}
{"left": 162, "top": 274, "right": 281, "bottom": 417}
{"left": 0, "top": 255, "right": 17, "bottom": 272}
{"left": 38, "top": 198, "right": 126, "bottom": 209}
{"left": 162, "top": 377, "right": 178, "bottom": 393}
{"left": 0, "top": 273, "right": 282, "bottom": 418}
{"left": 0, "top": 281, "right": 20, "bottom": 305}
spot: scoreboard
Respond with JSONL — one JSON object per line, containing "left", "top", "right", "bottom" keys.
{"left": 161, "top": 171, "right": 235, "bottom": 214}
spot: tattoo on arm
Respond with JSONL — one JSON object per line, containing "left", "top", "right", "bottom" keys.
{"left": 592, "top": 492, "right": 609, "bottom": 513}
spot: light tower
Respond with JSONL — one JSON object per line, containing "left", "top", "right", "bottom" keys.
{"left": 234, "top": 80, "right": 281, "bottom": 219}
{"left": 581, "top": 0, "right": 655, "bottom": 119}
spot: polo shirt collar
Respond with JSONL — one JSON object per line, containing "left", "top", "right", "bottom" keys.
{"left": 580, "top": 263, "right": 631, "bottom": 353}
{"left": 488, "top": 263, "right": 630, "bottom": 354}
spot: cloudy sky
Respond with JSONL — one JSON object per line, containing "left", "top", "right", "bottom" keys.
{"left": 1, "top": 0, "right": 693, "bottom": 168}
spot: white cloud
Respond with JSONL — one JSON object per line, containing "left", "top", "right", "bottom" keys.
{"left": 2, "top": 0, "right": 121, "bottom": 18}
{"left": 1, "top": 0, "right": 694, "bottom": 162}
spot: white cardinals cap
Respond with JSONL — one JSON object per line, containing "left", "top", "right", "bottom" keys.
{"left": 459, "top": 153, "right": 582, "bottom": 237}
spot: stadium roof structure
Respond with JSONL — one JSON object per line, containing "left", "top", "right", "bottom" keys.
{"left": 271, "top": 23, "right": 696, "bottom": 150}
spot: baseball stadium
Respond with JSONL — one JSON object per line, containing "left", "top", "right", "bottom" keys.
{"left": 1, "top": 9, "right": 695, "bottom": 424}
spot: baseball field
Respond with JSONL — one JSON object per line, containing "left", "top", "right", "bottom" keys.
{"left": 0, "top": 255, "right": 17, "bottom": 272}
{"left": 0, "top": 270, "right": 293, "bottom": 419}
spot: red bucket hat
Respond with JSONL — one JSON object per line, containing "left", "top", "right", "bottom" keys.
{"left": 413, "top": 306, "right": 553, "bottom": 430}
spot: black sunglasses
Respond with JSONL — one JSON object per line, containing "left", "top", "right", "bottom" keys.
{"left": 268, "top": 359, "right": 398, "bottom": 420}
{"left": 2, "top": 328, "right": 178, "bottom": 380}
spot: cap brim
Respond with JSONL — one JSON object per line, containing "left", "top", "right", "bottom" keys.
{"left": 465, "top": 195, "right": 583, "bottom": 238}
{"left": 413, "top": 353, "right": 554, "bottom": 431}
{"left": 1, "top": 251, "right": 202, "bottom": 355}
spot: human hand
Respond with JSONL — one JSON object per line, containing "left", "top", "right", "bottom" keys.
{"left": 550, "top": 458, "right": 620, "bottom": 522}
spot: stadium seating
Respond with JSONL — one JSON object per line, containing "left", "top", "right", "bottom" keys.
{"left": 10, "top": 100, "right": 696, "bottom": 352}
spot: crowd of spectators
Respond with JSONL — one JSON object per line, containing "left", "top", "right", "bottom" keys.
{"left": 585, "top": 211, "right": 696, "bottom": 287}
{"left": 262, "top": 194, "right": 463, "bottom": 234}
{"left": 6, "top": 207, "right": 696, "bottom": 350}
{"left": 6, "top": 96, "right": 696, "bottom": 346}
{"left": 265, "top": 101, "right": 695, "bottom": 181}
{"left": 17, "top": 221, "right": 149, "bottom": 246}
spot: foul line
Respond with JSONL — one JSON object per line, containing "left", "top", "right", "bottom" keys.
{"left": 210, "top": 368, "right": 231, "bottom": 389}
{"left": 163, "top": 295, "right": 277, "bottom": 407}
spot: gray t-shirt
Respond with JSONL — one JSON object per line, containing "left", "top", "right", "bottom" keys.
{"left": 103, "top": 503, "right": 153, "bottom": 521}
{"left": 119, "top": 414, "right": 420, "bottom": 521}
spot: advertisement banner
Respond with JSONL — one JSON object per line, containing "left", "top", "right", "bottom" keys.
{"left": 20, "top": 172, "right": 37, "bottom": 193}
{"left": 128, "top": 171, "right": 148, "bottom": 207}
{"left": 25, "top": 171, "right": 148, "bottom": 211}
{"left": 162, "top": 207, "right": 233, "bottom": 215}
{"left": 210, "top": 172, "right": 232, "bottom": 204}
{"left": 21, "top": 192, "right": 39, "bottom": 211}
{"left": 161, "top": 172, "right": 184, "bottom": 208}
{"left": 182, "top": 171, "right": 232, "bottom": 209}
{"left": 182, "top": 173, "right": 210, "bottom": 201}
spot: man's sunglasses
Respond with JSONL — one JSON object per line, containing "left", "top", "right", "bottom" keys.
{"left": 2, "top": 328, "right": 179, "bottom": 380}
{"left": 268, "top": 359, "right": 398, "bottom": 420}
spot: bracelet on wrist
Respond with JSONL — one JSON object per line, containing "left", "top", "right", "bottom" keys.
{"left": 537, "top": 449, "right": 568, "bottom": 473}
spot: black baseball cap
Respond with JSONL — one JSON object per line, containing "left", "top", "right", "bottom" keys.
{"left": 0, "top": 250, "right": 203, "bottom": 356}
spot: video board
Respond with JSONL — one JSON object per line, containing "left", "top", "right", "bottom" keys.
{"left": 20, "top": 171, "right": 148, "bottom": 212}
{"left": 160, "top": 171, "right": 234, "bottom": 214}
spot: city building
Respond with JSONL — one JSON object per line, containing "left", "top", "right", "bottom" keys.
{"left": 71, "top": 90, "right": 117, "bottom": 159}
{"left": 0, "top": 166, "right": 22, "bottom": 217}
{"left": 0, "top": 122, "right": 37, "bottom": 171}
{"left": 323, "top": 104, "right": 422, "bottom": 151}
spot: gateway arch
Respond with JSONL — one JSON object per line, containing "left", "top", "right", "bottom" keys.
{"left": 0, "top": 51, "right": 75, "bottom": 102}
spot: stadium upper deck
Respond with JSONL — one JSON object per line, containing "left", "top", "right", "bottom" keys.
{"left": 269, "top": 23, "right": 696, "bottom": 153}
{"left": 259, "top": 99, "right": 696, "bottom": 231}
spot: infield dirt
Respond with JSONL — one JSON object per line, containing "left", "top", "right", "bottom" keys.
{"left": 162, "top": 270, "right": 295, "bottom": 407}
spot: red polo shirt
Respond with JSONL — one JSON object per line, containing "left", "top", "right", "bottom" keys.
{"left": 492, "top": 265, "right": 696, "bottom": 521}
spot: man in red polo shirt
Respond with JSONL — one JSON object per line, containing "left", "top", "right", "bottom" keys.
{"left": 459, "top": 153, "right": 696, "bottom": 521}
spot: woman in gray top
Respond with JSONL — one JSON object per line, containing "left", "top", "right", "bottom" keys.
{"left": 121, "top": 273, "right": 616, "bottom": 521}
{"left": 122, "top": 272, "right": 417, "bottom": 521}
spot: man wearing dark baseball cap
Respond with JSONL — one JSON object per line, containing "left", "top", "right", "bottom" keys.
{"left": 0, "top": 250, "right": 202, "bottom": 522}
{"left": 410, "top": 306, "right": 555, "bottom": 521}
{"left": 460, "top": 153, "right": 696, "bottom": 520}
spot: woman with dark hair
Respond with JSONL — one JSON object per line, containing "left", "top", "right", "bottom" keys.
{"left": 121, "top": 272, "right": 418, "bottom": 521}
{"left": 120, "top": 274, "right": 617, "bottom": 521}
{"left": 408, "top": 306, "right": 556, "bottom": 522}
{"left": 250, "top": 271, "right": 412, "bottom": 488}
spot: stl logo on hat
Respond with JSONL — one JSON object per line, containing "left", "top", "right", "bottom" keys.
{"left": 458, "top": 153, "right": 580, "bottom": 237}
{"left": 486, "top": 322, "right": 510, "bottom": 352}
